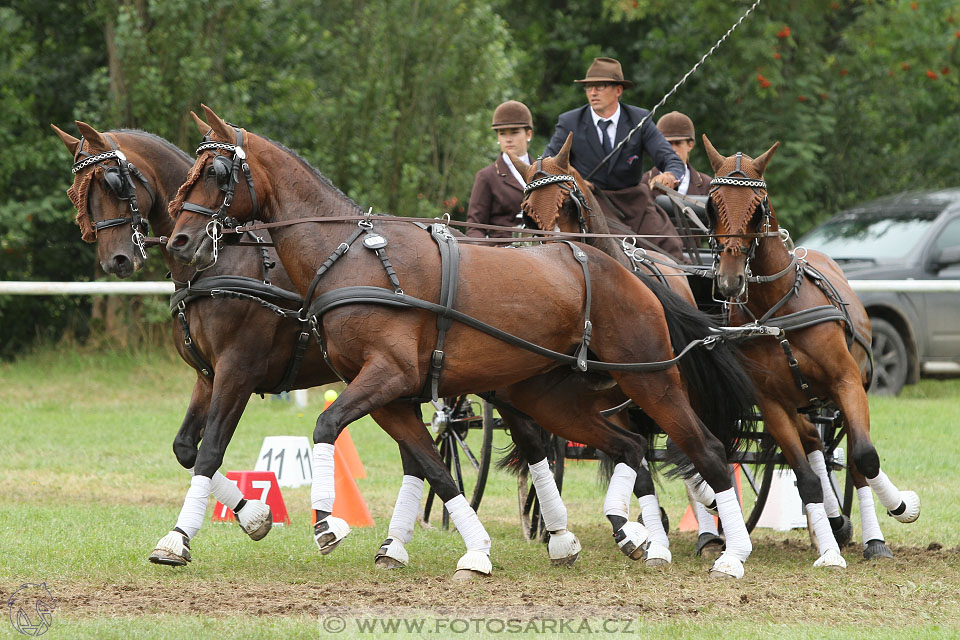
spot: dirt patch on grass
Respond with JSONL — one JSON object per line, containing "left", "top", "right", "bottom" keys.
{"left": 48, "top": 544, "right": 960, "bottom": 626}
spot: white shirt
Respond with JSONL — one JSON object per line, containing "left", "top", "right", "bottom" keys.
{"left": 589, "top": 103, "right": 621, "bottom": 150}
{"left": 678, "top": 164, "right": 691, "bottom": 195}
{"left": 503, "top": 152, "right": 531, "bottom": 188}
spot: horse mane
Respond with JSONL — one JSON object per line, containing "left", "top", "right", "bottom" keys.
{"left": 111, "top": 129, "right": 192, "bottom": 163}
{"left": 169, "top": 132, "right": 364, "bottom": 218}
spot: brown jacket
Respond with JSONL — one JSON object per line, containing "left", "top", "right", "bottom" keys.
{"left": 466, "top": 154, "right": 524, "bottom": 238}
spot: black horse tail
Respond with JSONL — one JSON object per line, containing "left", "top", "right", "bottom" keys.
{"left": 639, "top": 275, "right": 759, "bottom": 471}
{"left": 482, "top": 395, "right": 547, "bottom": 475}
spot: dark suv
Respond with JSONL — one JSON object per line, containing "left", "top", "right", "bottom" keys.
{"left": 797, "top": 188, "right": 960, "bottom": 395}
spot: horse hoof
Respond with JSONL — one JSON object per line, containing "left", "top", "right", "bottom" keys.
{"left": 456, "top": 550, "right": 492, "bottom": 576}
{"left": 889, "top": 491, "right": 920, "bottom": 523}
{"left": 314, "top": 516, "right": 351, "bottom": 555}
{"left": 375, "top": 556, "right": 406, "bottom": 569}
{"left": 236, "top": 500, "right": 272, "bottom": 541}
{"left": 614, "top": 521, "right": 649, "bottom": 561}
{"left": 548, "top": 530, "right": 581, "bottom": 567}
{"left": 451, "top": 569, "right": 488, "bottom": 582}
{"left": 863, "top": 539, "right": 894, "bottom": 560}
{"left": 149, "top": 531, "right": 191, "bottom": 567}
{"left": 708, "top": 552, "right": 744, "bottom": 579}
{"left": 695, "top": 533, "right": 724, "bottom": 559}
{"left": 374, "top": 538, "right": 408, "bottom": 569}
{"left": 642, "top": 542, "right": 672, "bottom": 566}
{"left": 813, "top": 548, "right": 847, "bottom": 569}
{"left": 830, "top": 515, "right": 853, "bottom": 547}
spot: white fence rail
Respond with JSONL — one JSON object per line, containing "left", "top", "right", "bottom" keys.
{"left": 2, "top": 280, "right": 959, "bottom": 295}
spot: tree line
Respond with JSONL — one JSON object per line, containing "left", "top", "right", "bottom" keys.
{"left": 1, "top": 0, "right": 957, "bottom": 357}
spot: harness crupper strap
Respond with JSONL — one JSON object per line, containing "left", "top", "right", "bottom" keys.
{"left": 426, "top": 222, "right": 461, "bottom": 402}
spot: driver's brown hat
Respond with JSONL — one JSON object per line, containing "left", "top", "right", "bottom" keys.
{"left": 574, "top": 57, "right": 634, "bottom": 88}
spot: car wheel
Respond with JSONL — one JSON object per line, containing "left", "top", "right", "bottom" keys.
{"left": 869, "top": 317, "right": 909, "bottom": 396}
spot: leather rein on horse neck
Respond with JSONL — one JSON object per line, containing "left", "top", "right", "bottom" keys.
{"left": 72, "top": 134, "right": 154, "bottom": 258}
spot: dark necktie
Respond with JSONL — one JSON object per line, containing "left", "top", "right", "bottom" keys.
{"left": 598, "top": 119, "right": 613, "bottom": 155}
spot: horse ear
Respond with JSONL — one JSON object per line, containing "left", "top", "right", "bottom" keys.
{"left": 200, "top": 104, "right": 234, "bottom": 140}
{"left": 506, "top": 151, "right": 531, "bottom": 181}
{"left": 555, "top": 131, "right": 573, "bottom": 169}
{"left": 50, "top": 124, "right": 81, "bottom": 156}
{"left": 702, "top": 134, "right": 725, "bottom": 173}
{"left": 75, "top": 121, "right": 110, "bottom": 151}
{"left": 190, "top": 111, "right": 210, "bottom": 136}
{"left": 752, "top": 141, "right": 780, "bottom": 176}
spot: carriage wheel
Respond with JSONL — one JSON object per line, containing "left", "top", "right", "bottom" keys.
{"left": 741, "top": 459, "right": 775, "bottom": 533}
{"left": 518, "top": 434, "right": 566, "bottom": 543}
{"left": 421, "top": 396, "right": 494, "bottom": 530}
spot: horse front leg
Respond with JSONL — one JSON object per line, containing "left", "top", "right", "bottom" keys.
{"left": 150, "top": 373, "right": 264, "bottom": 566}
{"left": 491, "top": 396, "right": 581, "bottom": 567}
{"left": 374, "top": 442, "right": 426, "bottom": 570}
{"left": 835, "top": 380, "right": 920, "bottom": 531}
{"left": 797, "top": 414, "right": 855, "bottom": 548}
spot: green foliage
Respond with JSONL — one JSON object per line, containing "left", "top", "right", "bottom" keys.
{"left": 1, "top": 0, "right": 956, "bottom": 356}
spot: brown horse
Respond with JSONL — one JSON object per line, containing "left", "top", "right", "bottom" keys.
{"left": 52, "top": 121, "right": 675, "bottom": 573}
{"left": 701, "top": 136, "right": 920, "bottom": 564}
{"left": 166, "top": 105, "right": 759, "bottom": 578}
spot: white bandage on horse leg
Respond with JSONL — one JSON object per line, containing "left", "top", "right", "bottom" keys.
{"left": 715, "top": 487, "right": 752, "bottom": 562}
{"left": 865, "top": 469, "right": 902, "bottom": 511}
{"left": 388, "top": 475, "right": 424, "bottom": 545}
{"left": 807, "top": 450, "right": 841, "bottom": 518}
{"left": 209, "top": 471, "right": 243, "bottom": 511}
{"left": 684, "top": 474, "right": 717, "bottom": 511}
{"left": 638, "top": 494, "right": 669, "bottom": 548}
{"left": 528, "top": 458, "right": 567, "bottom": 531}
{"left": 311, "top": 443, "right": 336, "bottom": 512}
{"left": 174, "top": 475, "right": 212, "bottom": 540}
{"left": 445, "top": 494, "right": 491, "bottom": 554}
{"left": 858, "top": 486, "right": 885, "bottom": 543}
{"left": 806, "top": 502, "right": 840, "bottom": 556}
{"left": 603, "top": 463, "right": 637, "bottom": 520}
{"left": 694, "top": 499, "right": 719, "bottom": 536}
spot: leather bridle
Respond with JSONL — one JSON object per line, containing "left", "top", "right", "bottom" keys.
{"left": 72, "top": 135, "right": 154, "bottom": 258}
{"left": 521, "top": 158, "right": 590, "bottom": 235}
{"left": 179, "top": 125, "right": 260, "bottom": 269}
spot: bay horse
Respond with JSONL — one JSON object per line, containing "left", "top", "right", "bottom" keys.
{"left": 166, "top": 105, "right": 758, "bottom": 578}
{"left": 701, "top": 136, "right": 920, "bottom": 564}
{"left": 513, "top": 143, "right": 877, "bottom": 564}
{"left": 52, "top": 121, "right": 589, "bottom": 572}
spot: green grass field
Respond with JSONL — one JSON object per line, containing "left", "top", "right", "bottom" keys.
{"left": 1, "top": 346, "right": 959, "bottom": 639}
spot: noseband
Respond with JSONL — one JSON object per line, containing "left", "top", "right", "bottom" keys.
{"left": 72, "top": 135, "right": 154, "bottom": 258}
{"left": 521, "top": 158, "right": 590, "bottom": 234}
{"left": 179, "top": 125, "right": 260, "bottom": 268}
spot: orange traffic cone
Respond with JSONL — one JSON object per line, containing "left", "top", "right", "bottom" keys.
{"left": 330, "top": 446, "right": 374, "bottom": 527}
{"left": 677, "top": 465, "right": 742, "bottom": 531}
{"left": 334, "top": 428, "right": 366, "bottom": 479}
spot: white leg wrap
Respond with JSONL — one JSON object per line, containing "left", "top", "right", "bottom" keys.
{"left": 207, "top": 471, "right": 243, "bottom": 510}
{"left": 174, "top": 475, "right": 211, "bottom": 540}
{"left": 685, "top": 474, "right": 717, "bottom": 513}
{"left": 694, "top": 500, "right": 719, "bottom": 536}
{"left": 807, "top": 451, "right": 841, "bottom": 518}
{"left": 388, "top": 475, "right": 424, "bottom": 545}
{"left": 638, "top": 494, "right": 669, "bottom": 549}
{"left": 807, "top": 502, "right": 844, "bottom": 568}
{"left": 603, "top": 463, "right": 637, "bottom": 520}
{"left": 445, "top": 494, "right": 491, "bottom": 555}
{"left": 858, "top": 486, "right": 885, "bottom": 543}
{"left": 865, "top": 469, "right": 902, "bottom": 511}
{"left": 715, "top": 488, "right": 751, "bottom": 562}
{"left": 528, "top": 458, "right": 567, "bottom": 531}
{"left": 310, "top": 443, "right": 336, "bottom": 512}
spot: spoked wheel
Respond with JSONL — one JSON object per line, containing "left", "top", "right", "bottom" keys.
{"left": 518, "top": 434, "right": 566, "bottom": 543}
{"left": 735, "top": 416, "right": 777, "bottom": 533}
{"left": 815, "top": 407, "right": 854, "bottom": 519}
{"left": 421, "top": 395, "right": 494, "bottom": 530}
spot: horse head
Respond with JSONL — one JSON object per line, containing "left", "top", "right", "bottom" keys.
{"left": 167, "top": 105, "right": 267, "bottom": 268}
{"left": 514, "top": 132, "right": 593, "bottom": 235}
{"left": 702, "top": 135, "right": 779, "bottom": 299}
{"left": 52, "top": 121, "right": 161, "bottom": 277}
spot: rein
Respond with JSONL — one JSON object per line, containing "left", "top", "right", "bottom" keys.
{"left": 72, "top": 134, "right": 154, "bottom": 258}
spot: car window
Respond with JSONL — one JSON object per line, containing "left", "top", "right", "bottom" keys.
{"left": 800, "top": 211, "right": 939, "bottom": 259}
{"left": 934, "top": 218, "right": 960, "bottom": 251}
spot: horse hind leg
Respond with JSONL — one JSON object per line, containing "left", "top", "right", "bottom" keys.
{"left": 634, "top": 458, "right": 672, "bottom": 566}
